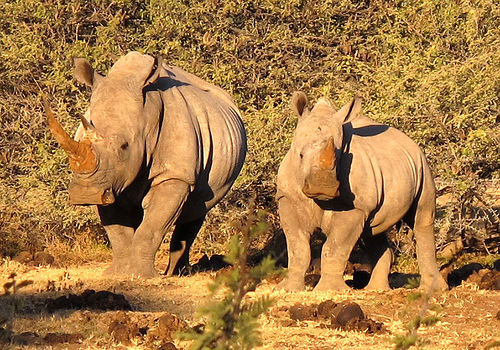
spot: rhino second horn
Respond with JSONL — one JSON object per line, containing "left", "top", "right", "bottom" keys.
{"left": 319, "top": 137, "right": 336, "bottom": 170}
{"left": 43, "top": 97, "right": 98, "bottom": 174}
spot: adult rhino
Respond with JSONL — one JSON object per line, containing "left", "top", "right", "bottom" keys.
{"left": 276, "top": 91, "right": 448, "bottom": 292}
{"left": 45, "top": 51, "right": 246, "bottom": 278}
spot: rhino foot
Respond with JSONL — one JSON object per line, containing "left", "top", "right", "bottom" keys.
{"left": 103, "top": 260, "right": 130, "bottom": 276}
{"left": 276, "top": 277, "right": 306, "bottom": 292}
{"left": 314, "top": 277, "right": 350, "bottom": 291}
{"left": 365, "top": 279, "right": 391, "bottom": 291}
{"left": 128, "top": 264, "right": 161, "bottom": 279}
{"left": 419, "top": 275, "right": 449, "bottom": 292}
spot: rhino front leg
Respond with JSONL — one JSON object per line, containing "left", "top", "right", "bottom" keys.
{"left": 129, "top": 179, "right": 190, "bottom": 278}
{"left": 315, "top": 209, "right": 366, "bottom": 291}
{"left": 165, "top": 215, "right": 205, "bottom": 276}
{"left": 276, "top": 197, "right": 313, "bottom": 291}
{"left": 98, "top": 202, "right": 141, "bottom": 276}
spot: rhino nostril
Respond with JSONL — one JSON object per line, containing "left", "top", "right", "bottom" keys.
{"left": 101, "top": 189, "right": 115, "bottom": 205}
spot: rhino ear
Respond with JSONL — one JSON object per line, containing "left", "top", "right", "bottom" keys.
{"left": 143, "top": 55, "right": 163, "bottom": 87}
{"left": 74, "top": 58, "right": 103, "bottom": 88}
{"left": 290, "top": 91, "right": 309, "bottom": 119}
{"left": 336, "top": 96, "right": 363, "bottom": 124}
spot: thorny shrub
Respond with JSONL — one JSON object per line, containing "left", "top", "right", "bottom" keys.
{"left": 0, "top": 0, "right": 498, "bottom": 262}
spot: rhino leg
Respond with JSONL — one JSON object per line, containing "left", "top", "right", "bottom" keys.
{"left": 407, "top": 183, "right": 448, "bottom": 292}
{"left": 413, "top": 215, "right": 449, "bottom": 292}
{"left": 364, "top": 232, "right": 392, "bottom": 290}
{"left": 98, "top": 202, "right": 141, "bottom": 275}
{"left": 315, "top": 209, "right": 366, "bottom": 291}
{"left": 276, "top": 197, "right": 312, "bottom": 291}
{"left": 165, "top": 215, "right": 205, "bottom": 276}
{"left": 129, "top": 179, "right": 190, "bottom": 278}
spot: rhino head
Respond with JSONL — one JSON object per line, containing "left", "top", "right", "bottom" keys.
{"left": 44, "top": 53, "right": 162, "bottom": 205}
{"left": 289, "top": 91, "right": 362, "bottom": 201}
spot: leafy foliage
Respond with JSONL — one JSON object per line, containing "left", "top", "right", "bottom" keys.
{"left": 0, "top": 0, "right": 498, "bottom": 255}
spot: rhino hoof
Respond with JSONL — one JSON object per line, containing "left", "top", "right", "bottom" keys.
{"left": 314, "top": 278, "right": 350, "bottom": 291}
{"left": 276, "top": 278, "right": 306, "bottom": 292}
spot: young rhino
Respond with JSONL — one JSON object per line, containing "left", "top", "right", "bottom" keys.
{"left": 276, "top": 92, "right": 448, "bottom": 292}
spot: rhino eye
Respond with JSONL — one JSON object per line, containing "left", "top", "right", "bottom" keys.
{"left": 120, "top": 142, "right": 129, "bottom": 151}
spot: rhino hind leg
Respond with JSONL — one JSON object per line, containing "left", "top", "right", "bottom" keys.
{"left": 364, "top": 232, "right": 392, "bottom": 290}
{"left": 165, "top": 215, "right": 205, "bottom": 276}
{"left": 407, "top": 195, "right": 449, "bottom": 292}
{"left": 413, "top": 220, "right": 449, "bottom": 291}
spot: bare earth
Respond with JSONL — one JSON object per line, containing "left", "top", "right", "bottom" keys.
{"left": 1, "top": 260, "right": 499, "bottom": 350}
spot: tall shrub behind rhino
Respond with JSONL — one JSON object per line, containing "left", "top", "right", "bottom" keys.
{"left": 276, "top": 92, "right": 447, "bottom": 292}
{"left": 44, "top": 52, "right": 246, "bottom": 278}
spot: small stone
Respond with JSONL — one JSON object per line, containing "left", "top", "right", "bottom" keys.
{"left": 289, "top": 304, "right": 317, "bottom": 321}
{"left": 334, "top": 302, "right": 364, "bottom": 327}
{"left": 159, "top": 342, "right": 178, "bottom": 350}
{"left": 13, "top": 251, "right": 33, "bottom": 264}
{"left": 317, "top": 300, "right": 337, "bottom": 319}
{"left": 33, "top": 252, "right": 55, "bottom": 266}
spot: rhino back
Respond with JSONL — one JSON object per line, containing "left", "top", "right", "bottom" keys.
{"left": 148, "top": 65, "right": 246, "bottom": 208}
{"left": 340, "top": 116, "right": 433, "bottom": 232}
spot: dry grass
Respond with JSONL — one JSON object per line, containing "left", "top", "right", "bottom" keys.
{"left": 1, "top": 261, "right": 499, "bottom": 349}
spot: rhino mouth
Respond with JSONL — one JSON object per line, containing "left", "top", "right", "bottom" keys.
{"left": 68, "top": 182, "right": 116, "bottom": 205}
{"left": 302, "top": 168, "right": 340, "bottom": 201}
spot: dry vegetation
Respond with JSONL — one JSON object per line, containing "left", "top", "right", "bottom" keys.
{"left": 1, "top": 0, "right": 500, "bottom": 349}
{"left": 0, "top": 262, "right": 499, "bottom": 349}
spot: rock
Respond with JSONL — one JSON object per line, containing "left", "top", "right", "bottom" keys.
{"left": 333, "top": 302, "right": 364, "bottom": 327}
{"left": 289, "top": 304, "right": 317, "bottom": 321}
{"left": 479, "top": 270, "right": 500, "bottom": 290}
{"left": 146, "top": 313, "right": 187, "bottom": 344}
{"left": 13, "top": 251, "right": 32, "bottom": 264}
{"left": 108, "top": 314, "right": 140, "bottom": 345}
{"left": 33, "top": 252, "right": 55, "bottom": 266}
{"left": 157, "top": 313, "right": 187, "bottom": 340}
{"left": 343, "top": 317, "right": 385, "bottom": 334}
{"left": 317, "top": 300, "right": 337, "bottom": 319}
{"left": 159, "top": 342, "right": 178, "bottom": 350}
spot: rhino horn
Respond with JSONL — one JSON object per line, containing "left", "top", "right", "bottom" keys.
{"left": 43, "top": 97, "right": 97, "bottom": 174}
{"left": 319, "top": 137, "right": 336, "bottom": 170}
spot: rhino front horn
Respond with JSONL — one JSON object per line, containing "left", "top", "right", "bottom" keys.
{"left": 43, "top": 97, "right": 98, "bottom": 174}
{"left": 319, "top": 136, "right": 335, "bottom": 170}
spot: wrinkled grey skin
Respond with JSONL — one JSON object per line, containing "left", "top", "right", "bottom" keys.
{"left": 276, "top": 92, "right": 448, "bottom": 292}
{"left": 61, "top": 52, "right": 246, "bottom": 278}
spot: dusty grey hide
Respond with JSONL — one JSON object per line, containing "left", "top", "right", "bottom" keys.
{"left": 47, "top": 52, "right": 246, "bottom": 278}
{"left": 276, "top": 91, "right": 448, "bottom": 291}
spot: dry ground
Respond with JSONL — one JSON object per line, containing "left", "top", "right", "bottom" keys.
{"left": 1, "top": 259, "right": 499, "bottom": 350}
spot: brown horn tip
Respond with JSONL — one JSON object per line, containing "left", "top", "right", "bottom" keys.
{"left": 43, "top": 96, "right": 97, "bottom": 173}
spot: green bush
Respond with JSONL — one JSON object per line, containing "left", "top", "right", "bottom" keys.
{"left": 0, "top": 0, "right": 498, "bottom": 256}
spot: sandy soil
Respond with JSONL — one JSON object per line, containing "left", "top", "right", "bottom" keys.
{"left": 1, "top": 260, "right": 499, "bottom": 350}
